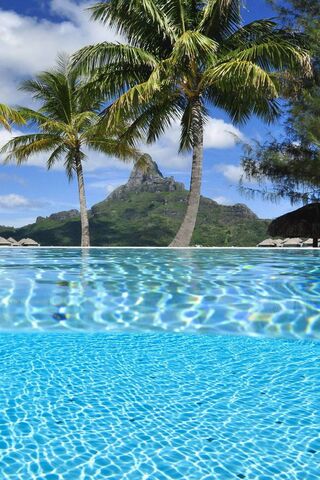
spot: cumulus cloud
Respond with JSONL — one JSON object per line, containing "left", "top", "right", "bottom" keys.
{"left": 0, "top": 1, "right": 244, "bottom": 172}
{"left": 204, "top": 118, "right": 243, "bottom": 148}
{"left": 144, "top": 118, "right": 244, "bottom": 170}
{"left": 215, "top": 164, "right": 245, "bottom": 183}
{"left": 0, "top": 194, "right": 46, "bottom": 210}
{"left": 0, "top": 0, "right": 119, "bottom": 105}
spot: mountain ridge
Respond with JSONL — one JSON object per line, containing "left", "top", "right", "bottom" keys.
{"left": 0, "top": 157, "right": 269, "bottom": 246}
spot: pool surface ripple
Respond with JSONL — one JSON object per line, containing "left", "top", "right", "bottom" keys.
{"left": 0, "top": 248, "right": 320, "bottom": 339}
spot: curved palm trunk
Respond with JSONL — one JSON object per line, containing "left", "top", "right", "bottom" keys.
{"left": 170, "top": 100, "right": 204, "bottom": 247}
{"left": 75, "top": 156, "right": 90, "bottom": 247}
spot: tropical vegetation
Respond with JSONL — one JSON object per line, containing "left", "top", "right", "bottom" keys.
{"left": 71, "top": 0, "right": 310, "bottom": 246}
{"left": 0, "top": 190, "right": 269, "bottom": 247}
{"left": 0, "top": 55, "right": 139, "bottom": 247}
{"left": 0, "top": 104, "right": 24, "bottom": 131}
{"left": 242, "top": 1, "right": 320, "bottom": 204}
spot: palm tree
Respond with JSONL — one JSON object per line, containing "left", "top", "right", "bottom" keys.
{"left": 0, "top": 104, "right": 25, "bottom": 131}
{"left": 72, "top": 0, "right": 310, "bottom": 246}
{"left": 1, "top": 55, "right": 139, "bottom": 247}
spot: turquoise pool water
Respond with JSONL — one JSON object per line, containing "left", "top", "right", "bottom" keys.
{"left": 0, "top": 248, "right": 320, "bottom": 338}
{"left": 0, "top": 248, "right": 320, "bottom": 479}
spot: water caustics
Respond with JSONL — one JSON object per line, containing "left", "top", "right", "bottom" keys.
{"left": 0, "top": 248, "right": 320, "bottom": 339}
{"left": 0, "top": 249, "right": 320, "bottom": 480}
{"left": 0, "top": 333, "right": 320, "bottom": 480}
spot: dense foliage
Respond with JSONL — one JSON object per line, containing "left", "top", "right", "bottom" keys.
{"left": 0, "top": 192, "right": 269, "bottom": 247}
{"left": 242, "top": 1, "right": 320, "bottom": 204}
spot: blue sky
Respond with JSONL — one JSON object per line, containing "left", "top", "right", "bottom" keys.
{"left": 0, "top": 0, "right": 295, "bottom": 227}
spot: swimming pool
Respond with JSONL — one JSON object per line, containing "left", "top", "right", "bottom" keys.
{"left": 0, "top": 248, "right": 319, "bottom": 479}
{"left": 1, "top": 247, "right": 320, "bottom": 339}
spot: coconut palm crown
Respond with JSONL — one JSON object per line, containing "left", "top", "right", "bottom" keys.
{"left": 0, "top": 55, "right": 139, "bottom": 247}
{"left": 72, "top": 0, "right": 310, "bottom": 246}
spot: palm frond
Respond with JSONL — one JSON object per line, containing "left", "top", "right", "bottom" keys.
{"left": 171, "top": 30, "right": 218, "bottom": 65}
{"left": 199, "top": 0, "right": 241, "bottom": 40}
{"left": 160, "top": 0, "right": 187, "bottom": 34}
{"left": 64, "top": 150, "right": 84, "bottom": 181}
{"left": 89, "top": 0, "right": 176, "bottom": 55}
{"left": 205, "top": 84, "right": 280, "bottom": 124}
{"left": 222, "top": 19, "right": 277, "bottom": 48}
{"left": 86, "top": 137, "right": 140, "bottom": 162}
{"left": 203, "top": 60, "right": 279, "bottom": 98}
{"left": 224, "top": 37, "right": 311, "bottom": 74}
{"left": 0, "top": 104, "right": 25, "bottom": 131}
{"left": 1, "top": 134, "right": 62, "bottom": 164}
{"left": 47, "top": 145, "right": 67, "bottom": 169}
{"left": 71, "top": 42, "right": 158, "bottom": 75}
{"left": 21, "top": 67, "right": 73, "bottom": 124}
{"left": 71, "top": 111, "right": 98, "bottom": 131}
{"left": 103, "top": 62, "right": 173, "bottom": 128}
{"left": 77, "top": 63, "right": 153, "bottom": 104}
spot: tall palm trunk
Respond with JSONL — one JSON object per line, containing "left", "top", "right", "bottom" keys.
{"left": 170, "top": 99, "right": 204, "bottom": 247}
{"left": 75, "top": 155, "right": 90, "bottom": 247}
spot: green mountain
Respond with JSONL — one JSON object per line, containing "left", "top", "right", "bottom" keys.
{"left": 0, "top": 157, "right": 269, "bottom": 246}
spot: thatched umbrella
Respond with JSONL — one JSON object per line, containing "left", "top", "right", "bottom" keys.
{"left": 0, "top": 237, "right": 11, "bottom": 246}
{"left": 257, "top": 238, "right": 277, "bottom": 247}
{"left": 282, "top": 238, "right": 302, "bottom": 247}
{"left": 268, "top": 203, "right": 320, "bottom": 248}
{"left": 302, "top": 238, "right": 317, "bottom": 248}
{"left": 7, "top": 237, "right": 20, "bottom": 246}
{"left": 19, "top": 238, "right": 40, "bottom": 247}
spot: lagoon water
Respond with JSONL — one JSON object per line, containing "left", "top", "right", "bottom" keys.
{"left": 0, "top": 248, "right": 319, "bottom": 479}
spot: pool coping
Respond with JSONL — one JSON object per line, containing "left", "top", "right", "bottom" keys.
{"left": 0, "top": 246, "right": 317, "bottom": 250}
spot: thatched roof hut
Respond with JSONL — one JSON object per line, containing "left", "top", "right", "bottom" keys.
{"left": 282, "top": 238, "right": 302, "bottom": 247}
{"left": 257, "top": 238, "right": 277, "bottom": 247}
{"left": 268, "top": 203, "right": 320, "bottom": 248}
{"left": 0, "top": 237, "right": 11, "bottom": 246}
{"left": 274, "top": 239, "right": 284, "bottom": 246}
{"left": 7, "top": 237, "right": 20, "bottom": 246}
{"left": 302, "top": 238, "right": 318, "bottom": 248}
{"left": 19, "top": 238, "right": 40, "bottom": 247}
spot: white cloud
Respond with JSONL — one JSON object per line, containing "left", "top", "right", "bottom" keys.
{"left": 0, "top": 2, "right": 244, "bottom": 172}
{"left": 0, "top": 0, "right": 120, "bottom": 105}
{"left": 215, "top": 164, "right": 244, "bottom": 183}
{"left": 145, "top": 117, "right": 244, "bottom": 170}
{"left": 0, "top": 194, "right": 45, "bottom": 210}
{"left": 205, "top": 118, "right": 243, "bottom": 148}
